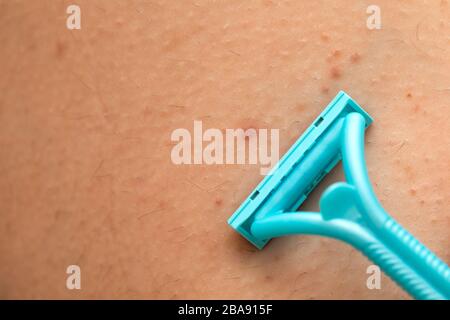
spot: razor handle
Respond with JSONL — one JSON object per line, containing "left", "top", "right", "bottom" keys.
{"left": 362, "top": 217, "right": 450, "bottom": 300}
{"left": 340, "top": 112, "right": 450, "bottom": 299}
{"left": 251, "top": 210, "right": 450, "bottom": 300}
{"left": 250, "top": 112, "right": 450, "bottom": 299}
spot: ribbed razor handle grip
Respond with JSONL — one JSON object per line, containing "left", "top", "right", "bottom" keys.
{"left": 362, "top": 218, "right": 450, "bottom": 300}
{"left": 384, "top": 218, "right": 450, "bottom": 283}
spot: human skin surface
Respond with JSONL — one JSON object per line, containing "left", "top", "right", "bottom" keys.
{"left": 0, "top": 0, "right": 449, "bottom": 299}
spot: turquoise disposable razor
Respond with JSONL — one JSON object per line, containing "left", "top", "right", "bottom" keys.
{"left": 228, "top": 91, "right": 450, "bottom": 300}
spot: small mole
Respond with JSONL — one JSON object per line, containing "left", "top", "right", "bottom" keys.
{"left": 350, "top": 53, "right": 361, "bottom": 63}
{"left": 406, "top": 92, "right": 412, "bottom": 98}
{"left": 329, "top": 66, "right": 342, "bottom": 79}
{"left": 215, "top": 198, "right": 223, "bottom": 206}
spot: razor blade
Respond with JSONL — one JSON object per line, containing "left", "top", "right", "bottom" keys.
{"left": 228, "top": 91, "right": 372, "bottom": 249}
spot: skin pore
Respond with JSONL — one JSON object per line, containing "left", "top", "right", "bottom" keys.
{"left": 0, "top": 0, "right": 449, "bottom": 299}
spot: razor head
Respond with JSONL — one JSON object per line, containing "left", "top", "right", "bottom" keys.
{"left": 228, "top": 91, "right": 373, "bottom": 249}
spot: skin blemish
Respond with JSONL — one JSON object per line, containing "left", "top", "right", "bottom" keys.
{"left": 403, "top": 165, "right": 415, "bottom": 179}
{"left": 238, "top": 119, "right": 258, "bottom": 131}
{"left": 55, "top": 40, "right": 67, "bottom": 59}
{"left": 329, "top": 66, "right": 342, "bottom": 79}
{"left": 237, "top": 118, "right": 264, "bottom": 141}
{"left": 115, "top": 18, "right": 125, "bottom": 26}
{"left": 326, "top": 50, "right": 342, "bottom": 63}
{"left": 215, "top": 198, "right": 223, "bottom": 206}
{"left": 409, "top": 188, "right": 417, "bottom": 196}
{"left": 321, "top": 86, "right": 330, "bottom": 94}
{"left": 320, "top": 32, "right": 330, "bottom": 42}
{"left": 332, "top": 49, "right": 342, "bottom": 58}
{"left": 414, "top": 104, "right": 421, "bottom": 112}
{"left": 158, "top": 200, "right": 166, "bottom": 209}
{"left": 350, "top": 52, "right": 361, "bottom": 63}
{"left": 296, "top": 103, "right": 306, "bottom": 112}
{"left": 406, "top": 92, "right": 413, "bottom": 98}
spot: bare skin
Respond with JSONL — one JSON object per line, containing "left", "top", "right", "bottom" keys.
{"left": 0, "top": 0, "right": 449, "bottom": 299}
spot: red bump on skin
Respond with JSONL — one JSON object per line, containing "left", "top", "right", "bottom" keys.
{"left": 320, "top": 32, "right": 330, "bottom": 42}
{"left": 236, "top": 119, "right": 262, "bottom": 141}
{"left": 215, "top": 198, "right": 223, "bottom": 206}
{"left": 321, "top": 86, "right": 330, "bottom": 94}
{"left": 115, "top": 18, "right": 124, "bottom": 26}
{"left": 414, "top": 104, "right": 421, "bottom": 112}
{"left": 326, "top": 50, "right": 342, "bottom": 62}
{"left": 265, "top": 275, "right": 273, "bottom": 281}
{"left": 55, "top": 40, "right": 67, "bottom": 59}
{"left": 350, "top": 52, "right": 361, "bottom": 63}
{"left": 262, "top": 0, "right": 274, "bottom": 7}
{"left": 332, "top": 49, "right": 342, "bottom": 59}
{"left": 238, "top": 119, "right": 258, "bottom": 131}
{"left": 296, "top": 103, "right": 306, "bottom": 112}
{"left": 409, "top": 188, "right": 417, "bottom": 196}
{"left": 329, "top": 66, "right": 342, "bottom": 79}
{"left": 403, "top": 165, "right": 415, "bottom": 179}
